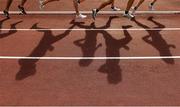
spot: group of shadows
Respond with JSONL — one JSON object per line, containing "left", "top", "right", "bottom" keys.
{"left": 0, "top": 16, "right": 176, "bottom": 84}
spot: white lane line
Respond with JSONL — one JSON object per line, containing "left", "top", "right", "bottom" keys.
{"left": 0, "top": 11, "right": 180, "bottom": 15}
{"left": 1, "top": 28, "right": 180, "bottom": 31}
{"left": 0, "top": 56, "right": 180, "bottom": 60}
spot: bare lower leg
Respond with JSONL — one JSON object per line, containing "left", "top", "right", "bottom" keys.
{"left": 5, "top": 0, "right": 13, "bottom": 11}
{"left": 125, "top": 0, "right": 135, "bottom": 13}
{"left": 73, "top": 0, "right": 80, "bottom": 15}
{"left": 151, "top": 0, "right": 157, "bottom": 5}
{"left": 134, "top": 0, "right": 144, "bottom": 10}
{"left": 111, "top": 0, "right": 115, "bottom": 7}
{"left": 73, "top": 0, "right": 85, "bottom": 15}
{"left": 20, "top": 0, "right": 27, "bottom": 7}
{"left": 98, "top": 0, "right": 113, "bottom": 10}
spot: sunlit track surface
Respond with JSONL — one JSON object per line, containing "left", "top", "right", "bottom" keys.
{"left": 0, "top": 0, "right": 180, "bottom": 11}
{"left": 1, "top": 28, "right": 180, "bottom": 31}
{"left": 1, "top": 56, "right": 180, "bottom": 60}
{"left": 0, "top": 11, "right": 180, "bottom": 15}
{"left": 0, "top": 0, "right": 180, "bottom": 106}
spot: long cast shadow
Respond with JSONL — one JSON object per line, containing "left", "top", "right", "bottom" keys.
{"left": 0, "top": 18, "right": 22, "bottom": 39}
{"left": 16, "top": 21, "right": 76, "bottom": 80}
{"left": 98, "top": 25, "right": 133, "bottom": 84}
{"left": 73, "top": 16, "right": 118, "bottom": 67}
{"left": 133, "top": 17, "right": 175, "bottom": 64}
{"left": 0, "top": 18, "right": 9, "bottom": 31}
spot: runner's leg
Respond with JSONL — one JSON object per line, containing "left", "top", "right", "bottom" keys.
{"left": 123, "top": 0, "right": 135, "bottom": 19}
{"left": 92, "top": 0, "right": 114, "bottom": 20}
{"left": 73, "top": 0, "right": 87, "bottom": 19}
{"left": 18, "top": 0, "right": 27, "bottom": 14}
{"left": 3, "top": 0, "right": 13, "bottom": 18}
{"left": 111, "top": 0, "right": 121, "bottom": 11}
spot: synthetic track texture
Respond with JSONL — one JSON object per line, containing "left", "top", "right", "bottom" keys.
{"left": 0, "top": 0, "right": 180, "bottom": 106}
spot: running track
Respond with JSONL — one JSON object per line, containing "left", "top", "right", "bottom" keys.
{"left": 0, "top": 0, "right": 180, "bottom": 106}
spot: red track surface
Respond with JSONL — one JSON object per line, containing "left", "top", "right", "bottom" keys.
{"left": 0, "top": 0, "right": 180, "bottom": 11}
{"left": 0, "top": 0, "right": 180, "bottom": 106}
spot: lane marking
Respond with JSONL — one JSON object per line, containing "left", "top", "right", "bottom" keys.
{"left": 0, "top": 56, "right": 180, "bottom": 60}
{"left": 1, "top": 28, "right": 180, "bottom": 31}
{"left": 0, "top": 11, "right": 180, "bottom": 15}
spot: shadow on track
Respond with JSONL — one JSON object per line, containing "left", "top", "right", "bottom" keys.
{"left": 16, "top": 20, "right": 76, "bottom": 80}
{"left": 99, "top": 25, "right": 132, "bottom": 84}
{"left": 73, "top": 16, "right": 118, "bottom": 67}
{"left": 133, "top": 17, "right": 176, "bottom": 64}
{"left": 0, "top": 18, "right": 9, "bottom": 32}
{"left": 73, "top": 16, "right": 132, "bottom": 84}
{"left": 0, "top": 18, "right": 22, "bottom": 39}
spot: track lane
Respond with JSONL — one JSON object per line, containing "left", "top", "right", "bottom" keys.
{"left": 0, "top": 8, "right": 180, "bottom": 106}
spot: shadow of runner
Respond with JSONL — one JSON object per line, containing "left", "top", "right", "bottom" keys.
{"left": 98, "top": 25, "right": 133, "bottom": 84}
{"left": 16, "top": 20, "right": 76, "bottom": 80}
{"left": 73, "top": 16, "right": 118, "bottom": 67}
{"left": 133, "top": 17, "right": 176, "bottom": 64}
{"left": 0, "top": 18, "right": 22, "bottom": 39}
{"left": 0, "top": 18, "right": 9, "bottom": 32}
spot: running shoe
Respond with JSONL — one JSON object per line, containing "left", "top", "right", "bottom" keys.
{"left": 111, "top": 6, "right": 121, "bottom": 11}
{"left": 148, "top": 4, "right": 155, "bottom": 11}
{"left": 92, "top": 9, "right": 97, "bottom": 20}
{"left": 3, "top": 10, "right": 9, "bottom": 18}
{"left": 123, "top": 13, "right": 135, "bottom": 19}
{"left": 76, "top": 13, "right": 87, "bottom": 19}
{"left": 18, "top": 5, "right": 27, "bottom": 15}
{"left": 39, "top": 0, "right": 44, "bottom": 10}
